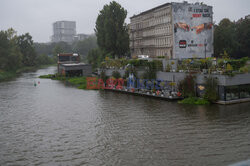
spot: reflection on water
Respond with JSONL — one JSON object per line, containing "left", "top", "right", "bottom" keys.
{"left": 0, "top": 66, "right": 250, "bottom": 166}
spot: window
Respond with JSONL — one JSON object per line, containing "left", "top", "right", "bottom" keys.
{"left": 240, "top": 84, "right": 250, "bottom": 98}
{"left": 225, "top": 86, "right": 239, "bottom": 101}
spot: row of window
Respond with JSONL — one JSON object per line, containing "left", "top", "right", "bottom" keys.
{"left": 130, "top": 15, "right": 172, "bottom": 30}
{"left": 133, "top": 37, "right": 172, "bottom": 47}
{"left": 132, "top": 48, "right": 171, "bottom": 58}
{"left": 141, "top": 25, "right": 172, "bottom": 37}
{"left": 219, "top": 85, "right": 250, "bottom": 101}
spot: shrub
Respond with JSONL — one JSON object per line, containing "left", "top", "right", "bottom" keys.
{"left": 226, "top": 63, "right": 233, "bottom": 72}
{"left": 239, "top": 66, "right": 249, "bottom": 73}
{"left": 178, "top": 74, "right": 196, "bottom": 97}
{"left": 124, "top": 67, "right": 137, "bottom": 79}
{"left": 112, "top": 70, "right": 121, "bottom": 79}
{"left": 100, "top": 71, "right": 108, "bottom": 82}
{"left": 204, "top": 76, "right": 218, "bottom": 102}
{"left": 178, "top": 97, "right": 210, "bottom": 105}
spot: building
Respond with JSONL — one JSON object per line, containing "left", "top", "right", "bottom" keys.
{"left": 57, "top": 53, "right": 92, "bottom": 76}
{"left": 130, "top": 2, "right": 213, "bottom": 59}
{"left": 74, "top": 33, "right": 90, "bottom": 41}
{"left": 52, "top": 21, "right": 76, "bottom": 43}
{"left": 245, "top": 14, "right": 250, "bottom": 20}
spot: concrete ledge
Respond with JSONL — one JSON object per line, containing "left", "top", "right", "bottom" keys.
{"left": 216, "top": 98, "right": 250, "bottom": 105}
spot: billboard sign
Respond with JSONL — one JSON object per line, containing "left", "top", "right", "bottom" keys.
{"left": 172, "top": 3, "right": 213, "bottom": 59}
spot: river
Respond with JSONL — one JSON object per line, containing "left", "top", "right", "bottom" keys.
{"left": 0, "top": 66, "right": 250, "bottom": 166}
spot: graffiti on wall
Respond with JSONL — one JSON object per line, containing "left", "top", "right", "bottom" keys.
{"left": 172, "top": 3, "right": 213, "bottom": 59}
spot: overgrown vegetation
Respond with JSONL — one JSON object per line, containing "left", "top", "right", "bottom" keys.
{"left": 112, "top": 71, "right": 121, "bottom": 79}
{"left": 178, "top": 74, "right": 196, "bottom": 97}
{"left": 214, "top": 18, "right": 250, "bottom": 59}
{"left": 204, "top": 77, "right": 219, "bottom": 102}
{"left": 39, "top": 74, "right": 88, "bottom": 89}
{"left": 178, "top": 97, "right": 210, "bottom": 105}
{"left": 0, "top": 28, "right": 55, "bottom": 81}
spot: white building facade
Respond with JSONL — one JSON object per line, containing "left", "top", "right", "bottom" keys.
{"left": 130, "top": 2, "right": 213, "bottom": 59}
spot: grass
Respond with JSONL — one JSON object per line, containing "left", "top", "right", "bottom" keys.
{"left": 0, "top": 64, "right": 56, "bottom": 82}
{"left": 39, "top": 74, "right": 88, "bottom": 90}
{"left": 178, "top": 97, "right": 210, "bottom": 105}
{"left": 0, "top": 70, "right": 17, "bottom": 82}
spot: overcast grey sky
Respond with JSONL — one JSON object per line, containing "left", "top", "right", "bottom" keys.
{"left": 0, "top": 0, "right": 249, "bottom": 43}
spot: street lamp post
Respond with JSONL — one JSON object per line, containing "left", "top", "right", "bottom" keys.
{"left": 204, "top": 39, "right": 207, "bottom": 59}
{"left": 204, "top": 39, "right": 207, "bottom": 69}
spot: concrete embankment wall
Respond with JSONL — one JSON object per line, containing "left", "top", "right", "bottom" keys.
{"left": 99, "top": 69, "right": 250, "bottom": 86}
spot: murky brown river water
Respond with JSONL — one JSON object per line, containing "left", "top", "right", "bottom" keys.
{"left": 0, "top": 67, "right": 250, "bottom": 166}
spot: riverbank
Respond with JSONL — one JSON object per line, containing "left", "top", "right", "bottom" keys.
{"left": 39, "top": 74, "right": 87, "bottom": 89}
{"left": 39, "top": 74, "right": 212, "bottom": 105}
{"left": 0, "top": 64, "right": 56, "bottom": 82}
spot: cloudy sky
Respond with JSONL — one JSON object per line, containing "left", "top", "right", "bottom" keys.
{"left": 0, "top": 0, "right": 249, "bottom": 43}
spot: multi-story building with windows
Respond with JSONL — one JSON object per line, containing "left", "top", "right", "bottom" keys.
{"left": 130, "top": 2, "right": 213, "bottom": 59}
{"left": 52, "top": 21, "right": 76, "bottom": 43}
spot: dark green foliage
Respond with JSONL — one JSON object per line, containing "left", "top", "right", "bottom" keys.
{"left": 36, "top": 54, "right": 54, "bottom": 65}
{"left": 95, "top": 1, "right": 129, "bottom": 58}
{"left": 112, "top": 70, "right": 121, "bottom": 79}
{"left": 124, "top": 67, "right": 137, "bottom": 79}
{"left": 214, "top": 18, "right": 250, "bottom": 58}
{"left": 227, "top": 57, "right": 248, "bottom": 70}
{"left": 204, "top": 77, "right": 218, "bottom": 102}
{"left": 39, "top": 74, "right": 87, "bottom": 89}
{"left": 0, "top": 71, "right": 17, "bottom": 81}
{"left": 236, "top": 19, "right": 250, "bottom": 58}
{"left": 0, "top": 28, "right": 55, "bottom": 81}
{"left": 178, "top": 97, "right": 210, "bottom": 105}
{"left": 128, "top": 59, "right": 148, "bottom": 66}
{"left": 100, "top": 71, "right": 108, "bottom": 83}
{"left": 142, "top": 61, "right": 163, "bottom": 79}
{"left": 17, "top": 33, "right": 37, "bottom": 66}
{"left": 214, "top": 19, "right": 237, "bottom": 58}
{"left": 178, "top": 75, "right": 196, "bottom": 97}
{"left": 0, "top": 28, "right": 23, "bottom": 70}
{"left": 73, "top": 35, "right": 97, "bottom": 59}
{"left": 87, "top": 48, "right": 104, "bottom": 70}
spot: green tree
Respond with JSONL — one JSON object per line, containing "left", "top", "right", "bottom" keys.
{"left": 214, "top": 18, "right": 238, "bottom": 58}
{"left": 95, "top": 1, "right": 129, "bottom": 58}
{"left": 17, "top": 33, "right": 37, "bottom": 66}
{"left": 36, "top": 54, "right": 54, "bottom": 65}
{"left": 204, "top": 77, "right": 218, "bottom": 102}
{"left": 178, "top": 75, "right": 196, "bottom": 97}
{"left": 0, "top": 29, "right": 23, "bottom": 70}
{"left": 236, "top": 19, "right": 250, "bottom": 58}
{"left": 73, "top": 35, "right": 97, "bottom": 60}
{"left": 87, "top": 48, "right": 104, "bottom": 70}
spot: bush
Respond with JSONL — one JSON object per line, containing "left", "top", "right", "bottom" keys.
{"left": 204, "top": 76, "right": 218, "bottom": 102}
{"left": 178, "top": 97, "right": 210, "bottom": 105}
{"left": 100, "top": 71, "right": 108, "bottom": 82}
{"left": 178, "top": 74, "right": 196, "bottom": 97}
{"left": 227, "top": 57, "right": 248, "bottom": 70}
{"left": 112, "top": 70, "right": 121, "bottom": 79}
{"left": 239, "top": 66, "right": 249, "bottom": 73}
{"left": 124, "top": 66, "right": 137, "bottom": 79}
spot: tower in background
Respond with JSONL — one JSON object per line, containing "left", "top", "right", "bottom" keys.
{"left": 52, "top": 21, "right": 76, "bottom": 43}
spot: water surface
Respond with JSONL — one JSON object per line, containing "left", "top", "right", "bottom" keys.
{"left": 0, "top": 67, "right": 250, "bottom": 166}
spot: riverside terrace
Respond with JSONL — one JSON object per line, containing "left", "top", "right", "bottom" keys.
{"left": 97, "top": 58, "right": 250, "bottom": 104}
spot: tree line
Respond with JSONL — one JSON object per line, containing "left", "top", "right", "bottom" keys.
{"left": 214, "top": 18, "right": 250, "bottom": 58}
{"left": 0, "top": 28, "right": 98, "bottom": 72}
{"left": 34, "top": 35, "right": 97, "bottom": 62}
{"left": 0, "top": 28, "right": 55, "bottom": 72}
